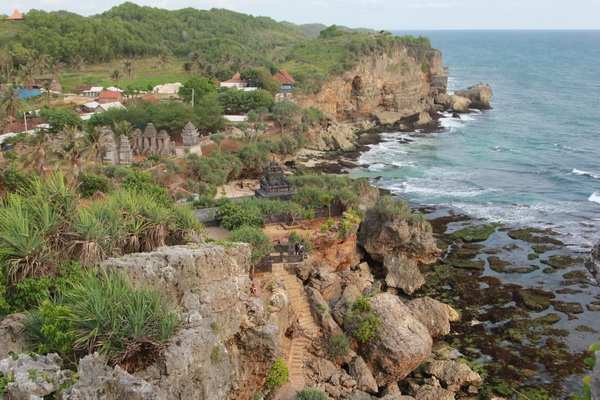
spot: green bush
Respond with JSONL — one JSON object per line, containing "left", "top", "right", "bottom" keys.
{"left": 326, "top": 333, "right": 351, "bottom": 359}
{"left": 351, "top": 296, "right": 372, "bottom": 313}
{"left": 346, "top": 296, "right": 380, "bottom": 344}
{"left": 228, "top": 225, "right": 272, "bottom": 263}
{"left": 354, "top": 314, "right": 380, "bottom": 343}
{"left": 295, "top": 388, "right": 327, "bottom": 400}
{"left": 23, "top": 269, "right": 180, "bottom": 372}
{"left": 265, "top": 356, "right": 289, "bottom": 389}
{"left": 77, "top": 173, "right": 112, "bottom": 198}
{"left": 216, "top": 203, "right": 264, "bottom": 230}
{"left": 193, "top": 196, "right": 230, "bottom": 209}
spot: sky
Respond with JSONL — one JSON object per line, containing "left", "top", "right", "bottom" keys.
{"left": 4, "top": 0, "right": 600, "bottom": 30}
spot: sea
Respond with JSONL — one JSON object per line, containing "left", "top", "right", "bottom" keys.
{"left": 348, "top": 30, "right": 600, "bottom": 393}
{"left": 350, "top": 30, "right": 600, "bottom": 251}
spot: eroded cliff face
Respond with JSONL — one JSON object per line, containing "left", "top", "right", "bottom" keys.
{"left": 299, "top": 46, "right": 444, "bottom": 121}
{"left": 297, "top": 44, "right": 446, "bottom": 151}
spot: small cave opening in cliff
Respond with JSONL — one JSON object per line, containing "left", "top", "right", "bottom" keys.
{"left": 351, "top": 75, "right": 363, "bottom": 97}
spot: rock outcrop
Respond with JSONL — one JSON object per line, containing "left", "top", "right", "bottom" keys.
{"left": 585, "top": 241, "right": 600, "bottom": 282}
{"left": 406, "top": 297, "right": 460, "bottom": 339}
{"left": 357, "top": 208, "right": 441, "bottom": 265}
{"left": 0, "top": 314, "right": 28, "bottom": 358}
{"left": 359, "top": 293, "right": 432, "bottom": 386}
{"left": 427, "top": 360, "right": 482, "bottom": 391}
{"left": 384, "top": 256, "right": 426, "bottom": 295}
{"left": 454, "top": 83, "right": 494, "bottom": 110}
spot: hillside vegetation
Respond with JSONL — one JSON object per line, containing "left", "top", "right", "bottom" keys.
{"left": 0, "top": 2, "right": 431, "bottom": 87}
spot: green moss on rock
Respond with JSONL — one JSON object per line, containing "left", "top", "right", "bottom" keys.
{"left": 541, "top": 255, "right": 584, "bottom": 270}
{"left": 514, "top": 288, "right": 555, "bottom": 311}
{"left": 507, "top": 228, "right": 564, "bottom": 246}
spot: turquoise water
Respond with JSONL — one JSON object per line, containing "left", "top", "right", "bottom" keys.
{"left": 351, "top": 30, "right": 600, "bottom": 250}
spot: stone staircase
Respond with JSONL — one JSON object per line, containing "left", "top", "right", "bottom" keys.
{"left": 272, "top": 262, "right": 321, "bottom": 400}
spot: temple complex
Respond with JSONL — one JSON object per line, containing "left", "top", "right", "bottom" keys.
{"left": 101, "top": 130, "right": 133, "bottom": 166}
{"left": 255, "top": 159, "right": 296, "bottom": 200}
{"left": 130, "top": 123, "right": 174, "bottom": 156}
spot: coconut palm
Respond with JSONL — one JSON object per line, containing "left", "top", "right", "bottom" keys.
{"left": 21, "top": 127, "right": 52, "bottom": 174}
{"left": 111, "top": 68, "right": 122, "bottom": 87}
{"left": 112, "top": 120, "right": 134, "bottom": 140}
{"left": 31, "top": 52, "right": 49, "bottom": 75}
{"left": 49, "top": 59, "right": 65, "bottom": 81}
{"left": 42, "top": 81, "right": 52, "bottom": 104}
{"left": 70, "top": 56, "right": 87, "bottom": 83}
{"left": 122, "top": 59, "right": 135, "bottom": 85}
{"left": 55, "top": 126, "right": 86, "bottom": 182}
{"left": 83, "top": 125, "right": 110, "bottom": 163}
{"left": 0, "top": 85, "right": 24, "bottom": 117}
{"left": 18, "top": 63, "right": 35, "bottom": 88}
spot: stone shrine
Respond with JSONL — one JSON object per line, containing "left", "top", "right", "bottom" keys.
{"left": 101, "top": 129, "right": 133, "bottom": 166}
{"left": 254, "top": 158, "right": 296, "bottom": 200}
{"left": 130, "top": 123, "right": 174, "bottom": 156}
{"left": 181, "top": 122, "right": 200, "bottom": 146}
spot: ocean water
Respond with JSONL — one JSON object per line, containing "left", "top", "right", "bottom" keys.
{"left": 351, "top": 30, "right": 600, "bottom": 250}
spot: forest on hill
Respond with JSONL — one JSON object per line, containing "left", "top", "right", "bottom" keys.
{"left": 0, "top": 2, "right": 431, "bottom": 86}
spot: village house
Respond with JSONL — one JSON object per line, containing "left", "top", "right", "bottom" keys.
{"left": 272, "top": 69, "right": 295, "bottom": 93}
{"left": 33, "top": 78, "right": 62, "bottom": 92}
{"left": 82, "top": 87, "right": 103, "bottom": 98}
{"left": 219, "top": 72, "right": 257, "bottom": 91}
{"left": 98, "top": 90, "right": 124, "bottom": 104}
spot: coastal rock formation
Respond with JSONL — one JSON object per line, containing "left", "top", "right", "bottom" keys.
{"left": 454, "top": 83, "right": 494, "bottom": 110}
{"left": 98, "top": 243, "right": 293, "bottom": 399}
{"left": 427, "top": 360, "right": 482, "bottom": 391}
{"left": 357, "top": 208, "right": 441, "bottom": 265}
{"left": 585, "top": 241, "right": 600, "bottom": 282}
{"left": 359, "top": 293, "right": 432, "bottom": 386}
{"left": 407, "top": 297, "right": 459, "bottom": 338}
{"left": 444, "top": 94, "right": 471, "bottom": 113}
{"left": 384, "top": 256, "right": 425, "bottom": 295}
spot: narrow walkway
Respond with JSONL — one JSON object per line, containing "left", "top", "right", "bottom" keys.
{"left": 272, "top": 261, "right": 320, "bottom": 400}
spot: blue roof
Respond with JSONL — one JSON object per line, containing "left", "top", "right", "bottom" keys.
{"left": 15, "top": 88, "right": 42, "bottom": 99}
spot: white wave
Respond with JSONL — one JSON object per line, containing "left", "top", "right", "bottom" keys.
{"left": 589, "top": 192, "right": 600, "bottom": 205}
{"left": 440, "top": 117, "right": 465, "bottom": 130}
{"left": 572, "top": 169, "right": 600, "bottom": 179}
{"left": 366, "top": 163, "right": 388, "bottom": 172}
{"left": 403, "top": 182, "right": 490, "bottom": 199}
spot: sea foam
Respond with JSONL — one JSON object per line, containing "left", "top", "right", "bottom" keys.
{"left": 589, "top": 192, "right": 600, "bottom": 205}
{"left": 572, "top": 169, "right": 600, "bottom": 179}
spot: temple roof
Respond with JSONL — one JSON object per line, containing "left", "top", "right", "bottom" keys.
{"left": 6, "top": 9, "right": 23, "bottom": 20}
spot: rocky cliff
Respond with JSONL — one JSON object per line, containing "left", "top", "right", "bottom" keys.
{"left": 296, "top": 44, "right": 448, "bottom": 151}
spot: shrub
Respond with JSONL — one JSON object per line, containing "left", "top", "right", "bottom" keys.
{"left": 351, "top": 296, "right": 372, "bottom": 313}
{"left": 228, "top": 225, "right": 272, "bottom": 263}
{"left": 216, "top": 203, "right": 264, "bottom": 230}
{"left": 265, "top": 356, "right": 289, "bottom": 389}
{"left": 326, "top": 333, "right": 351, "bottom": 359}
{"left": 78, "top": 173, "right": 112, "bottom": 198}
{"left": 23, "top": 269, "right": 180, "bottom": 373}
{"left": 354, "top": 314, "right": 381, "bottom": 343}
{"left": 295, "top": 388, "right": 327, "bottom": 400}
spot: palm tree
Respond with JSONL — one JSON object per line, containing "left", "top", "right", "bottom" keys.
{"left": 49, "top": 59, "right": 65, "bottom": 81}
{"left": 18, "top": 63, "right": 35, "bottom": 88}
{"left": 83, "top": 125, "right": 110, "bottom": 163}
{"left": 70, "top": 56, "right": 87, "bottom": 83}
{"left": 113, "top": 120, "right": 134, "bottom": 140}
{"left": 32, "top": 52, "right": 49, "bottom": 75}
{"left": 42, "top": 81, "right": 52, "bottom": 104}
{"left": 188, "top": 51, "right": 202, "bottom": 74}
{"left": 56, "top": 126, "right": 86, "bottom": 182}
{"left": 122, "top": 59, "right": 135, "bottom": 85}
{"left": 0, "top": 85, "right": 24, "bottom": 118}
{"left": 182, "top": 62, "right": 194, "bottom": 76}
{"left": 21, "top": 127, "right": 52, "bottom": 174}
{"left": 111, "top": 69, "right": 122, "bottom": 87}
{"left": 157, "top": 53, "right": 171, "bottom": 83}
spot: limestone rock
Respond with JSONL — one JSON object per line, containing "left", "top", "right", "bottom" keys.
{"left": 310, "top": 119, "right": 357, "bottom": 151}
{"left": 0, "top": 353, "right": 77, "bottom": 399}
{"left": 0, "top": 314, "right": 28, "bottom": 358}
{"left": 357, "top": 207, "right": 441, "bottom": 265}
{"left": 585, "top": 241, "right": 600, "bottom": 282}
{"left": 407, "top": 297, "right": 458, "bottom": 338}
{"left": 414, "top": 111, "right": 434, "bottom": 127}
{"left": 591, "top": 351, "right": 600, "bottom": 400}
{"left": 384, "top": 256, "right": 425, "bottom": 295}
{"left": 376, "top": 111, "right": 403, "bottom": 125}
{"left": 61, "top": 353, "right": 162, "bottom": 399}
{"left": 427, "top": 360, "right": 482, "bottom": 391}
{"left": 307, "top": 287, "right": 343, "bottom": 336}
{"left": 381, "top": 396, "right": 416, "bottom": 400}
{"left": 445, "top": 95, "right": 471, "bottom": 113}
{"left": 359, "top": 293, "right": 432, "bottom": 386}
{"left": 414, "top": 384, "right": 455, "bottom": 400}
{"left": 454, "top": 83, "right": 494, "bottom": 110}
{"left": 345, "top": 390, "right": 375, "bottom": 400}
{"left": 349, "top": 356, "right": 378, "bottom": 394}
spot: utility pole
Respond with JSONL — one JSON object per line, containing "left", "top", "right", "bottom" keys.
{"left": 191, "top": 88, "right": 194, "bottom": 108}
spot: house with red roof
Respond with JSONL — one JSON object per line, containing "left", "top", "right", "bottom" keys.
{"left": 272, "top": 69, "right": 296, "bottom": 93}
{"left": 220, "top": 72, "right": 257, "bottom": 91}
{"left": 98, "top": 90, "right": 124, "bottom": 104}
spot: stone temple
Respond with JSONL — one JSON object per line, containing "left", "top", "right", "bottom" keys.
{"left": 254, "top": 159, "right": 296, "bottom": 200}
